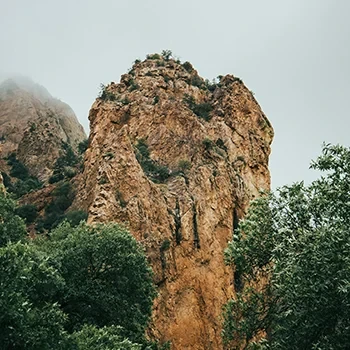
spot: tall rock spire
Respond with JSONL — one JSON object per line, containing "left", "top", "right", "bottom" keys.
{"left": 75, "top": 54, "right": 273, "bottom": 349}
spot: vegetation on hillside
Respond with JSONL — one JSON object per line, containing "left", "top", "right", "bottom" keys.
{"left": 2, "top": 153, "right": 42, "bottom": 198}
{"left": 183, "top": 94, "right": 213, "bottom": 122}
{"left": 0, "top": 191, "right": 163, "bottom": 349}
{"left": 135, "top": 139, "right": 170, "bottom": 183}
{"left": 0, "top": 140, "right": 89, "bottom": 234}
{"left": 0, "top": 193, "right": 27, "bottom": 246}
{"left": 49, "top": 142, "right": 80, "bottom": 184}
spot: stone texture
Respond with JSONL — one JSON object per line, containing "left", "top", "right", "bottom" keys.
{"left": 74, "top": 57, "right": 274, "bottom": 349}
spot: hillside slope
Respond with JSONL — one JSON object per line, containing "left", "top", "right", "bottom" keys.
{"left": 0, "top": 77, "right": 86, "bottom": 181}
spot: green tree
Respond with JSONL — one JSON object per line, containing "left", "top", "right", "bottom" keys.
{"left": 0, "top": 192, "right": 26, "bottom": 246}
{"left": 15, "top": 204, "right": 38, "bottom": 223}
{"left": 70, "top": 325, "right": 141, "bottom": 350}
{"left": 161, "top": 49, "right": 172, "bottom": 61}
{"left": 0, "top": 201, "right": 159, "bottom": 348}
{"left": 223, "top": 144, "right": 350, "bottom": 350}
{"left": 41, "top": 222, "right": 156, "bottom": 342}
{"left": 0, "top": 242, "right": 69, "bottom": 350}
{"left": 63, "top": 210, "right": 88, "bottom": 227}
{"left": 78, "top": 139, "right": 89, "bottom": 154}
{"left": 4, "top": 154, "right": 42, "bottom": 198}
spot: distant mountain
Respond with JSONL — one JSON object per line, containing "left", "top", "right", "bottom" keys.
{"left": 0, "top": 76, "right": 86, "bottom": 182}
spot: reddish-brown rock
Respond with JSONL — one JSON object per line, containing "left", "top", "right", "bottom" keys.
{"left": 74, "top": 56, "right": 273, "bottom": 349}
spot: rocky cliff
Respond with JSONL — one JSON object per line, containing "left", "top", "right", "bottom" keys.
{"left": 75, "top": 54, "right": 273, "bottom": 349}
{"left": 0, "top": 77, "right": 86, "bottom": 181}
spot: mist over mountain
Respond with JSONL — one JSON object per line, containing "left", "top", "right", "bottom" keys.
{"left": 0, "top": 76, "right": 86, "bottom": 182}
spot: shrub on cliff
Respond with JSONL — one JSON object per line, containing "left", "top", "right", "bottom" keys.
{"left": 99, "top": 83, "right": 116, "bottom": 101}
{"left": 183, "top": 94, "right": 213, "bottom": 121}
{"left": 10, "top": 177, "right": 42, "bottom": 198}
{"left": 9, "top": 159, "right": 29, "bottom": 180}
{"left": 135, "top": 139, "right": 170, "bottom": 183}
{"left": 146, "top": 53, "right": 161, "bottom": 60}
{"left": 78, "top": 139, "right": 89, "bottom": 154}
{"left": 182, "top": 61, "right": 194, "bottom": 73}
{"left": 4, "top": 154, "right": 42, "bottom": 197}
{"left": 15, "top": 204, "right": 38, "bottom": 223}
{"left": 188, "top": 75, "right": 204, "bottom": 89}
{"left": 223, "top": 144, "right": 350, "bottom": 349}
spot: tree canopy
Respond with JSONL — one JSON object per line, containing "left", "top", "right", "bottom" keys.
{"left": 0, "top": 190, "right": 158, "bottom": 350}
{"left": 0, "top": 193, "right": 27, "bottom": 246}
{"left": 223, "top": 144, "right": 350, "bottom": 349}
{"left": 40, "top": 222, "right": 156, "bottom": 342}
{"left": 0, "top": 242, "right": 68, "bottom": 350}
{"left": 71, "top": 325, "right": 142, "bottom": 350}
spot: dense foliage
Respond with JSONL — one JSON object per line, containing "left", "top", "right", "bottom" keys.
{"left": 15, "top": 204, "right": 38, "bottom": 223}
{"left": 223, "top": 144, "right": 350, "bottom": 349}
{"left": 0, "top": 243, "right": 68, "bottom": 350}
{"left": 0, "top": 193, "right": 158, "bottom": 349}
{"left": 40, "top": 222, "right": 156, "bottom": 341}
{"left": 3, "top": 153, "right": 42, "bottom": 198}
{"left": 0, "top": 193, "right": 26, "bottom": 246}
{"left": 71, "top": 325, "right": 142, "bottom": 350}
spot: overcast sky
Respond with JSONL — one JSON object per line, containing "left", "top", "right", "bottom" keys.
{"left": 1, "top": 0, "right": 349, "bottom": 188}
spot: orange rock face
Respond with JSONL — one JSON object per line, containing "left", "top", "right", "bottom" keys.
{"left": 75, "top": 57, "right": 273, "bottom": 349}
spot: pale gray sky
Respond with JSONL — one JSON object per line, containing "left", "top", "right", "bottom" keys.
{"left": 1, "top": 0, "right": 349, "bottom": 188}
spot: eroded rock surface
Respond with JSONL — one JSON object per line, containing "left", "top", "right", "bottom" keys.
{"left": 75, "top": 56, "right": 273, "bottom": 349}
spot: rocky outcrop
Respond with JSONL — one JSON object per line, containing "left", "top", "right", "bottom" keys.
{"left": 74, "top": 55, "right": 273, "bottom": 349}
{"left": 0, "top": 77, "right": 86, "bottom": 181}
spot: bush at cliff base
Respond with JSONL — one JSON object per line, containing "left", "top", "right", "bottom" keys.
{"left": 40, "top": 222, "right": 156, "bottom": 342}
{"left": 0, "top": 198, "right": 157, "bottom": 350}
{"left": 223, "top": 143, "right": 350, "bottom": 350}
{"left": 0, "top": 242, "right": 69, "bottom": 350}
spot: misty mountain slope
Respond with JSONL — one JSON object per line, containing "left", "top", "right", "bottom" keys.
{"left": 0, "top": 77, "right": 86, "bottom": 181}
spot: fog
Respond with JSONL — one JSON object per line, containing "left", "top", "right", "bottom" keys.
{"left": 1, "top": 0, "right": 349, "bottom": 188}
